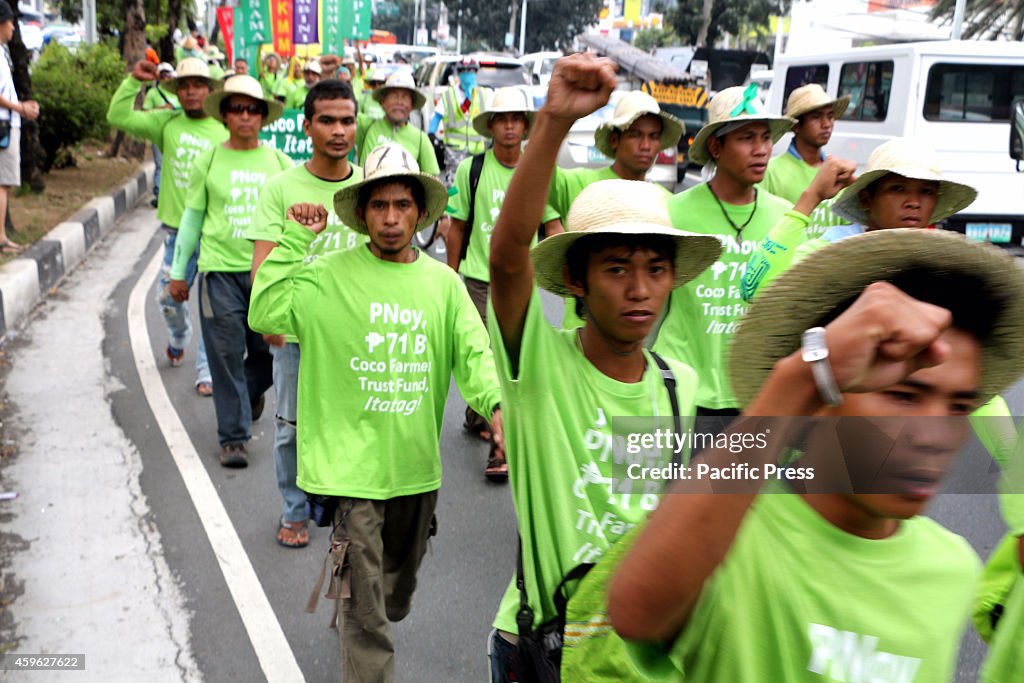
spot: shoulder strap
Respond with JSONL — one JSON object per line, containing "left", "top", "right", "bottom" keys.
{"left": 650, "top": 351, "right": 684, "bottom": 466}
{"left": 157, "top": 85, "right": 176, "bottom": 110}
{"left": 459, "top": 152, "right": 487, "bottom": 262}
{"left": 516, "top": 534, "right": 594, "bottom": 639}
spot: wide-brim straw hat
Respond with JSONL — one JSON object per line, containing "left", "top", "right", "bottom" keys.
{"left": 832, "top": 137, "right": 978, "bottom": 225}
{"left": 785, "top": 83, "right": 851, "bottom": 120}
{"left": 371, "top": 71, "right": 426, "bottom": 110}
{"left": 334, "top": 143, "right": 448, "bottom": 233}
{"left": 472, "top": 87, "right": 535, "bottom": 139}
{"left": 202, "top": 74, "right": 283, "bottom": 125}
{"left": 304, "top": 60, "right": 322, "bottom": 75}
{"left": 594, "top": 90, "right": 684, "bottom": 159}
{"left": 690, "top": 84, "right": 796, "bottom": 165}
{"left": 728, "top": 229, "right": 1024, "bottom": 408}
{"left": 166, "top": 57, "right": 220, "bottom": 93}
{"left": 531, "top": 179, "right": 722, "bottom": 297}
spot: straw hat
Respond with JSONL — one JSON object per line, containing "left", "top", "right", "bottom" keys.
{"left": 372, "top": 71, "right": 426, "bottom": 110}
{"left": 530, "top": 180, "right": 722, "bottom": 297}
{"left": 304, "top": 60, "right": 322, "bottom": 75}
{"left": 832, "top": 138, "right": 977, "bottom": 225}
{"left": 157, "top": 62, "right": 175, "bottom": 76}
{"left": 202, "top": 74, "right": 283, "bottom": 125}
{"left": 690, "top": 84, "right": 796, "bottom": 165}
{"left": 333, "top": 144, "right": 448, "bottom": 233}
{"left": 181, "top": 36, "right": 198, "bottom": 51}
{"left": 593, "top": 91, "right": 684, "bottom": 159}
{"left": 472, "top": 87, "right": 535, "bottom": 139}
{"left": 785, "top": 83, "right": 850, "bottom": 120}
{"left": 205, "top": 45, "right": 226, "bottom": 62}
{"left": 728, "top": 229, "right": 1024, "bottom": 407}
{"left": 166, "top": 57, "right": 220, "bottom": 93}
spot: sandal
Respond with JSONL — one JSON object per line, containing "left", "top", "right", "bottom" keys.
{"left": 484, "top": 442, "right": 508, "bottom": 482}
{"left": 195, "top": 381, "right": 213, "bottom": 397}
{"left": 276, "top": 519, "right": 309, "bottom": 548}
{"left": 0, "top": 240, "right": 23, "bottom": 255}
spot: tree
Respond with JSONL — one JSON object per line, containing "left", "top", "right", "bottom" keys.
{"left": 9, "top": 4, "right": 44, "bottom": 193}
{"left": 634, "top": 26, "right": 681, "bottom": 52}
{"left": 669, "top": 0, "right": 787, "bottom": 47}
{"left": 160, "top": 0, "right": 184, "bottom": 63}
{"left": 931, "top": 0, "right": 1024, "bottom": 40}
{"left": 444, "top": 0, "right": 601, "bottom": 52}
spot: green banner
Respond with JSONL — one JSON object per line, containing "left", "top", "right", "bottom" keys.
{"left": 345, "top": 0, "right": 372, "bottom": 40}
{"left": 259, "top": 109, "right": 313, "bottom": 161}
{"left": 322, "top": 0, "right": 344, "bottom": 55}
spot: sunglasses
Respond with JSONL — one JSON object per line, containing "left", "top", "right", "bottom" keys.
{"left": 224, "top": 102, "right": 264, "bottom": 116}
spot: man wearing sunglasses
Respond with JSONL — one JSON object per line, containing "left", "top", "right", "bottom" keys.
{"left": 165, "top": 75, "right": 293, "bottom": 469}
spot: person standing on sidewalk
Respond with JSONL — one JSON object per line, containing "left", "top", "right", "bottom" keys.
{"left": 651, "top": 85, "right": 795, "bottom": 427}
{"left": 356, "top": 71, "right": 438, "bottom": 176}
{"left": 167, "top": 75, "right": 291, "bottom": 468}
{"left": 247, "top": 79, "right": 366, "bottom": 548}
{"left": 445, "top": 86, "right": 562, "bottom": 479}
{"left": 760, "top": 83, "right": 850, "bottom": 231}
{"left": 249, "top": 143, "right": 502, "bottom": 682}
{"left": 483, "top": 54, "right": 719, "bottom": 681}
{"left": 142, "top": 63, "right": 179, "bottom": 209}
{"left": 0, "top": 0, "right": 39, "bottom": 255}
{"left": 107, "top": 57, "right": 221, "bottom": 394}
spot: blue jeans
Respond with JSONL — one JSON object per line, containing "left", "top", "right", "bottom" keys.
{"left": 198, "top": 271, "right": 274, "bottom": 446}
{"left": 488, "top": 629, "right": 516, "bottom": 683}
{"left": 157, "top": 227, "right": 211, "bottom": 384}
{"left": 271, "top": 342, "right": 306, "bottom": 522}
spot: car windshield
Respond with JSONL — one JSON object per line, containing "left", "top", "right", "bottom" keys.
{"left": 478, "top": 66, "right": 528, "bottom": 87}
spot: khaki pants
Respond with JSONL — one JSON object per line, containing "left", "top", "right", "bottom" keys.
{"left": 333, "top": 491, "right": 438, "bottom": 683}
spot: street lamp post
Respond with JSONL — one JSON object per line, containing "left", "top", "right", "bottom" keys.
{"left": 518, "top": 0, "right": 527, "bottom": 55}
{"left": 951, "top": 0, "right": 966, "bottom": 40}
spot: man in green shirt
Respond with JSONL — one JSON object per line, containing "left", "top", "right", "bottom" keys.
{"left": 142, "top": 63, "right": 180, "bottom": 208}
{"left": 485, "top": 54, "right": 721, "bottom": 682}
{"left": 249, "top": 143, "right": 502, "bottom": 681}
{"left": 652, "top": 84, "right": 795, "bottom": 421}
{"left": 167, "top": 75, "right": 292, "bottom": 468}
{"left": 760, "top": 83, "right": 850, "bottom": 230}
{"left": 107, "top": 57, "right": 223, "bottom": 393}
{"left": 551, "top": 89, "right": 684, "bottom": 329}
{"left": 356, "top": 70, "right": 438, "bottom": 175}
{"left": 247, "top": 79, "right": 367, "bottom": 548}
{"left": 283, "top": 59, "right": 320, "bottom": 110}
{"left": 356, "top": 67, "right": 387, "bottom": 120}
{"left": 259, "top": 53, "right": 285, "bottom": 101}
{"left": 446, "top": 86, "right": 563, "bottom": 478}
{"left": 611, "top": 228, "right": 1024, "bottom": 683}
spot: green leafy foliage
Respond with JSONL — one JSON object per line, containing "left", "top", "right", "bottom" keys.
{"left": 668, "top": 0, "right": 787, "bottom": 46}
{"left": 931, "top": 0, "right": 1024, "bottom": 40}
{"left": 634, "top": 26, "right": 681, "bottom": 52}
{"left": 32, "top": 41, "right": 126, "bottom": 170}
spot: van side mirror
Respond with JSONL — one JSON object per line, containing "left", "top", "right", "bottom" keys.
{"left": 1011, "top": 97, "right": 1024, "bottom": 171}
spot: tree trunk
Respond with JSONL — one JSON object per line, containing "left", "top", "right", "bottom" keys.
{"left": 160, "top": 0, "right": 182, "bottom": 64}
{"left": 122, "top": 0, "right": 148, "bottom": 160}
{"left": 9, "top": 5, "right": 45, "bottom": 195}
{"left": 697, "top": 0, "right": 715, "bottom": 46}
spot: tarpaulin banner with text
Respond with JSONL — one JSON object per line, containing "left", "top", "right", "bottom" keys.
{"left": 271, "top": 0, "right": 294, "bottom": 58}
{"left": 259, "top": 110, "right": 313, "bottom": 161}
{"left": 237, "top": 0, "right": 270, "bottom": 67}
{"left": 294, "top": 0, "right": 318, "bottom": 45}
{"left": 216, "top": 6, "right": 235, "bottom": 65}
{"left": 321, "top": 0, "right": 344, "bottom": 55}
{"left": 342, "top": 0, "right": 372, "bottom": 40}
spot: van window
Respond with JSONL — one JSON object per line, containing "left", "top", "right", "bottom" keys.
{"left": 783, "top": 64, "right": 829, "bottom": 104}
{"left": 923, "top": 63, "right": 1024, "bottom": 122}
{"left": 839, "top": 60, "right": 894, "bottom": 121}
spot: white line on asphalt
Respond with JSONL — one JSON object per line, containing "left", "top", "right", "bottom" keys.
{"left": 128, "top": 248, "right": 304, "bottom": 682}
{"left": 685, "top": 170, "right": 703, "bottom": 185}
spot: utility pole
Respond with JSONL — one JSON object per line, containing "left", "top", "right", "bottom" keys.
{"left": 951, "top": 0, "right": 966, "bottom": 40}
{"left": 83, "top": 0, "right": 97, "bottom": 44}
{"left": 518, "top": 0, "right": 528, "bottom": 56}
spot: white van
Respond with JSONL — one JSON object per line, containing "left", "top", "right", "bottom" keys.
{"left": 767, "top": 41, "right": 1024, "bottom": 246}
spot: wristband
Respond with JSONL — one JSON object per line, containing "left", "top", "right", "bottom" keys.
{"left": 801, "top": 327, "right": 842, "bottom": 406}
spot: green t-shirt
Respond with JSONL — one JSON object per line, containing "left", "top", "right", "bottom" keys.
{"left": 548, "top": 165, "right": 671, "bottom": 329}
{"left": 760, "top": 150, "right": 843, "bottom": 234}
{"left": 284, "top": 83, "right": 308, "bottom": 110}
{"left": 653, "top": 183, "right": 791, "bottom": 410}
{"left": 356, "top": 113, "right": 440, "bottom": 176}
{"left": 249, "top": 230, "right": 502, "bottom": 499}
{"left": 260, "top": 72, "right": 285, "bottom": 100}
{"left": 358, "top": 90, "right": 385, "bottom": 119}
{"left": 142, "top": 83, "right": 179, "bottom": 111}
{"left": 448, "top": 150, "right": 557, "bottom": 283}
{"left": 247, "top": 162, "right": 367, "bottom": 343}
{"left": 106, "top": 77, "right": 229, "bottom": 227}
{"left": 181, "top": 144, "right": 293, "bottom": 274}
{"left": 488, "top": 291, "right": 698, "bottom": 633}
{"left": 208, "top": 63, "right": 226, "bottom": 81}
{"left": 627, "top": 492, "right": 979, "bottom": 682}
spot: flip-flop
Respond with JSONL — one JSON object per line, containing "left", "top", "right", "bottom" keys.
{"left": 276, "top": 519, "right": 309, "bottom": 548}
{"left": 0, "top": 240, "right": 24, "bottom": 255}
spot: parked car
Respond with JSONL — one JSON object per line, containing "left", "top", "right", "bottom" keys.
{"left": 412, "top": 53, "right": 529, "bottom": 130}
{"left": 556, "top": 89, "right": 677, "bottom": 190}
{"left": 41, "top": 24, "right": 83, "bottom": 51}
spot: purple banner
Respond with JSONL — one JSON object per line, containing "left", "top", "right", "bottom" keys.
{"left": 293, "top": 0, "right": 318, "bottom": 45}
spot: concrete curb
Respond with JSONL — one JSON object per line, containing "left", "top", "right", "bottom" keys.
{"left": 0, "top": 161, "right": 155, "bottom": 338}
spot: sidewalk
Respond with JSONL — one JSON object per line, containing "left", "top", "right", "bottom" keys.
{"left": 0, "top": 165, "right": 200, "bottom": 680}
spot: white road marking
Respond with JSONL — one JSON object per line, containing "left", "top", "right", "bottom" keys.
{"left": 128, "top": 248, "right": 305, "bottom": 682}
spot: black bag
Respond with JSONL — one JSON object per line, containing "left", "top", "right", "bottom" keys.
{"left": 508, "top": 352, "right": 685, "bottom": 682}
{"left": 0, "top": 120, "right": 10, "bottom": 150}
